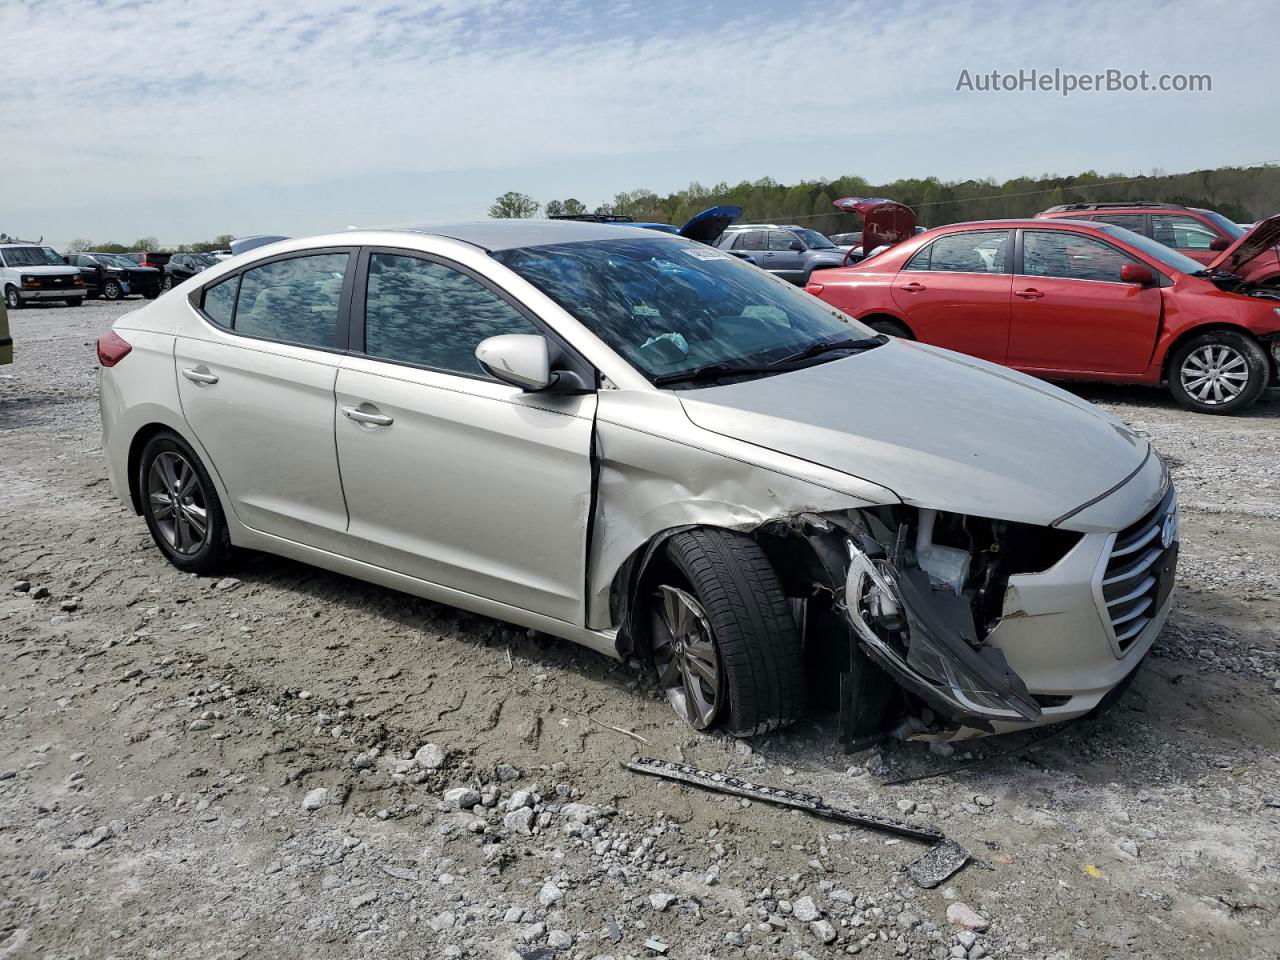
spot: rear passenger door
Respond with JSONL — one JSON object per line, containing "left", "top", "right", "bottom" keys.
{"left": 176, "top": 249, "right": 356, "bottom": 550}
{"left": 334, "top": 249, "right": 597, "bottom": 624}
{"left": 889, "top": 230, "right": 1013, "bottom": 363}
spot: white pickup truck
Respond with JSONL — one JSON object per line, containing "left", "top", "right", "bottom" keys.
{"left": 1, "top": 243, "right": 85, "bottom": 309}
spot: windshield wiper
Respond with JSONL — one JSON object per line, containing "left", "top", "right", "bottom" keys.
{"left": 652, "top": 362, "right": 788, "bottom": 387}
{"left": 775, "top": 336, "right": 883, "bottom": 366}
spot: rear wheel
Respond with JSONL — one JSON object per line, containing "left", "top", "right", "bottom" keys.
{"left": 863, "top": 316, "right": 913, "bottom": 339}
{"left": 5, "top": 287, "right": 21, "bottom": 310}
{"left": 162, "top": 275, "right": 175, "bottom": 291}
{"left": 1168, "top": 330, "right": 1269, "bottom": 414}
{"left": 648, "top": 528, "right": 804, "bottom": 736}
{"left": 138, "top": 432, "right": 233, "bottom": 574}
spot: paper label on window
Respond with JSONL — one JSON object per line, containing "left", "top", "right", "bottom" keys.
{"left": 682, "top": 247, "right": 731, "bottom": 261}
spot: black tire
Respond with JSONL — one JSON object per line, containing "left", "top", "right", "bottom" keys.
{"left": 138, "top": 431, "right": 233, "bottom": 574}
{"left": 65, "top": 298, "right": 83, "bottom": 307}
{"left": 103, "top": 279, "right": 123, "bottom": 301}
{"left": 653, "top": 528, "right": 804, "bottom": 736}
{"left": 863, "top": 316, "right": 913, "bottom": 339}
{"left": 163, "top": 275, "right": 175, "bottom": 291}
{"left": 1167, "top": 330, "right": 1270, "bottom": 415}
{"left": 5, "top": 287, "right": 21, "bottom": 310}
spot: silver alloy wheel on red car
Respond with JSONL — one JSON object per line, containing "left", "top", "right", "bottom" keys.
{"left": 1178, "top": 343, "right": 1250, "bottom": 406}
{"left": 651, "top": 584, "right": 722, "bottom": 729}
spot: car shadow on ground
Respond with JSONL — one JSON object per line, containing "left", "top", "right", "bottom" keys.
{"left": 1061, "top": 380, "right": 1280, "bottom": 418}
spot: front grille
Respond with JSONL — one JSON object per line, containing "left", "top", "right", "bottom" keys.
{"left": 1100, "top": 485, "right": 1177, "bottom": 653}
{"left": 33, "top": 275, "right": 72, "bottom": 289}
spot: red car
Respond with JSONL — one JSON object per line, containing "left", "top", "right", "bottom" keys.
{"left": 1037, "top": 202, "right": 1280, "bottom": 287}
{"left": 806, "top": 215, "right": 1280, "bottom": 414}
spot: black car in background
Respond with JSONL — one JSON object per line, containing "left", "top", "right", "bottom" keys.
{"left": 66, "top": 253, "right": 161, "bottom": 300}
{"left": 163, "top": 253, "right": 217, "bottom": 290}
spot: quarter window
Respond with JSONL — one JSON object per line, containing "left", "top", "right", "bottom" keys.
{"left": 906, "top": 232, "right": 1008, "bottom": 273}
{"left": 1021, "top": 231, "right": 1137, "bottom": 282}
{"left": 202, "top": 276, "right": 238, "bottom": 328}
{"left": 363, "top": 253, "right": 540, "bottom": 378}
{"left": 233, "top": 253, "right": 349, "bottom": 347}
{"left": 1151, "top": 214, "right": 1218, "bottom": 250}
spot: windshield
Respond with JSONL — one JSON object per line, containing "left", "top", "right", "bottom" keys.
{"left": 492, "top": 237, "right": 873, "bottom": 386}
{"left": 794, "top": 228, "right": 836, "bottom": 249}
{"left": 1196, "top": 209, "right": 1246, "bottom": 240}
{"left": 94, "top": 254, "right": 136, "bottom": 268}
{"left": 1094, "top": 224, "right": 1206, "bottom": 274}
{"left": 2, "top": 246, "right": 62, "bottom": 267}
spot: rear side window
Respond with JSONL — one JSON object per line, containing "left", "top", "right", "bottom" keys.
{"left": 234, "top": 253, "right": 349, "bottom": 347}
{"left": 202, "top": 276, "right": 237, "bottom": 328}
{"left": 906, "top": 232, "right": 1008, "bottom": 273}
{"left": 363, "top": 253, "right": 540, "bottom": 378}
{"left": 1091, "top": 214, "right": 1146, "bottom": 234}
{"left": 734, "top": 231, "right": 766, "bottom": 251}
{"left": 1021, "top": 231, "right": 1136, "bottom": 282}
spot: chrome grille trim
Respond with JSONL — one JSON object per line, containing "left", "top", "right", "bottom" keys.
{"left": 1095, "top": 486, "right": 1177, "bottom": 656}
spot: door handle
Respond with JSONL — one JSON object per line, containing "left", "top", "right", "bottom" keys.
{"left": 898, "top": 281, "right": 926, "bottom": 292}
{"left": 1014, "top": 288, "right": 1045, "bottom": 299}
{"left": 342, "top": 404, "right": 394, "bottom": 427}
{"left": 181, "top": 367, "right": 218, "bottom": 384}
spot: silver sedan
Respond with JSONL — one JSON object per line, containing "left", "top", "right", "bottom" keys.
{"left": 97, "top": 220, "right": 1178, "bottom": 743}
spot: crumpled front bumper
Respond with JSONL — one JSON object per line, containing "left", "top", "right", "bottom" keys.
{"left": 840, "top": 486, "right": 1179, "bottom": 738}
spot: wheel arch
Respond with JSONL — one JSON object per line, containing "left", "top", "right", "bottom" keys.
{"left": 858, "top": 312, "right": 916, "bottom": 339}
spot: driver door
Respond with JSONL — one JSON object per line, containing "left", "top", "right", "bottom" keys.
{"left": 761, "top": 231, "right": 805, "bottom": 282}
{"left": 334, "top": 249, "right": 597, "bottom": 624}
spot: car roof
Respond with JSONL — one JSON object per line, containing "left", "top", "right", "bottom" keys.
{"left": 722, "top": 223, "right": 807, "bottom": 231}
{"left": 930, "top": 218, "right": 1107, "bottom": 230}
{"left": 385, "top": 219, "right": 665, "bottom": 251}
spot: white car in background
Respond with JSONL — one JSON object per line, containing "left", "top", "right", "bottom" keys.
{"left": 1, "top": 243, "right": 85, "bottom": 308}
{"left": 96, "top": 220, "right": 1177, "bottom": 744}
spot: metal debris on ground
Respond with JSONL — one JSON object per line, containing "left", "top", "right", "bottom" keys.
{"left": 623, "top": 756, "right": 969, "bottom": 887}
{"left": 644, "top": 938, "right": 670, "bottom": 955}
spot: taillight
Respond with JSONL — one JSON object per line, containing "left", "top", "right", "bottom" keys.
{"left": 97, "top": 331, "right": 133, "bottom": 367}
{"left": 805, "top": 281, "right": 824, "bottom": 295}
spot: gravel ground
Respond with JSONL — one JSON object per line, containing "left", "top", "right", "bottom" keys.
{"left": 1, "top": 298, "right": 1278, "bottom": 960}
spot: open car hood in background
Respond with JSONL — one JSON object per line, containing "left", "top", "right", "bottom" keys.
{"left": 1207, "top": 212, "right": 1280, "bottom": 273}
{"left": 677, "top": 206, "right": 742, "bottom": 245}
{"left": 833, "top": 197, "right": 917, "bottom": 255}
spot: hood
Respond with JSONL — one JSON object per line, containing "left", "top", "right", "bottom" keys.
{"left": 1207, "top": 212, "right": 1280, "bottom": 273}
{"left": 833, "top": 197, "right": 917, "bottom": 255}
{"left": 677, "top": 341, "right": 1148, "bottom": 527}
{"left": 677, "top": 205, "right": 741, "bottom": 245}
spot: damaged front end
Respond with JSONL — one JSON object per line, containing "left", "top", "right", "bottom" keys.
{"left": 764, "top": 507, "right": 1086, "bottom": 742}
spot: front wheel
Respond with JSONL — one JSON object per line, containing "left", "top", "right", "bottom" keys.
{"left": 103, "top": 279, "right": 123, "bottom": 301}
{"left": 648, "top": 528, "right": 804, "bottom": 736}
{"left": 162, "top": 275, "right": 175, "bottom": 291}
{"left": 1168, "top": 330, "right": 1270, "bottom": 414}
{"left": 5, "top": 287, "right": 21, "bottom": 310}
{"left": 138, "top": 432, "right": 233, "bottom": 574}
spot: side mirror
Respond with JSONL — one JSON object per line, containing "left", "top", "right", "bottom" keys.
{"left": 1209, "top": 237, "right": 1230, "bottom": 252}
{"left": 476, "top": 334, "right": 553, "bottom": 391}
{"left": 788, "top": 239, "right": 804, "bottom": 251}
{"left": 1120, "top": 263, "right": 1155, "bottom": 286}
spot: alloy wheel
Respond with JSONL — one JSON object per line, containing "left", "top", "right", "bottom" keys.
{"left": 651, "top": 584, "right": 722, "bottom": 729}
{"left": 5, "top": 288, "right": 18, "bottom": 309}
{"left": 147, "top": 451, "right": 209, "bottom": 556}
{"left": 1179, "top": 344, "right": 1250, "bottom": 406}
{"left": 104, "top": 280, "right": 122, "bottom": 300}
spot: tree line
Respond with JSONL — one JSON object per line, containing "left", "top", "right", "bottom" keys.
{"left": 489, "top": 164, "right": 1280, "bottom": 231}
{"left": 61, "top": 234, "right": 236, "bottom": 254}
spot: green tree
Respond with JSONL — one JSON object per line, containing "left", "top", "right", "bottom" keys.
{"left": 562, "top": 198, "right": 587, "bottom": 215}
{"left": 488, "top": 192, "right": 539, "bottom": 218}
{"left": 66, "top": 238, "right": 93, "bottom": 252}
{"left": 544, "top": 200, "right": 564, "bottom": 218}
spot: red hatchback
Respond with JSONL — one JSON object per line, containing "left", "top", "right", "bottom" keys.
{"left": 806, "top": 216, "right": 1280, "bottom": 414}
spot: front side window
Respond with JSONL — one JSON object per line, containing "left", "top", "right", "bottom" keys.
{"left": 364, "top": 253, "right": 539, "bottom": 377}
{"left": 492, "top": 237, "right": 874, "bottom": 386}
{"left": 1021, "top": 231, "right": 1136, "bottom": 282}
{"left": 768, "top": 231, "right": 799, "bottom": 251}
{"left": 907, "top": 231, "right": 1008, "bottom": 273}
{"left": 232, "top": 253, "right": 349, "bottom": 347}
{"left": 1151, "top": 214, "right": 1218, "bottom": 250}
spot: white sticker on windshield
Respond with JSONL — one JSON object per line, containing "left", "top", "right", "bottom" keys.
{"left": 682, "top": 247, "right": 731, "bottom": 261}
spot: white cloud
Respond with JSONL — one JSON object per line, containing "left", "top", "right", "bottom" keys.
{"left": 3, "top": 0, "right": 1276, "bottom": 242}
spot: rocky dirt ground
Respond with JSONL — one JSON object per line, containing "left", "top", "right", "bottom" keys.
{"left": 1, "top": 298, "right": 1277, "bottom": 960}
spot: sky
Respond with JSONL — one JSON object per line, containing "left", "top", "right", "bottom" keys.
{"left": 3, "top": 0, "right": 1276, "bottom": 248}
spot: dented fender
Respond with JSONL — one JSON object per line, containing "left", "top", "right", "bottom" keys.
{"left": 586, "top": 389, "right": 898, "bottom": 633}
